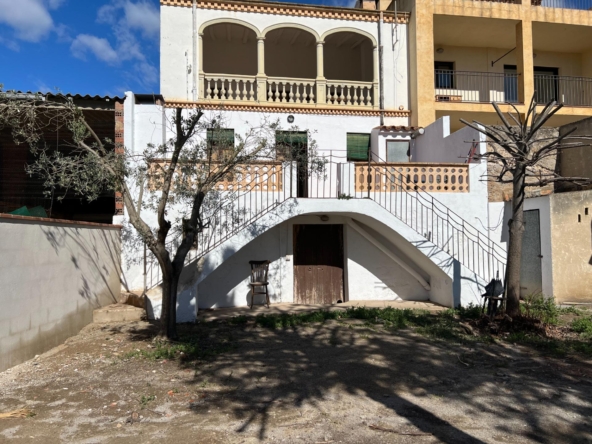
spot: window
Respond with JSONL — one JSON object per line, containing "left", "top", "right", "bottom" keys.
{"left": 386, "top": 140, "right": 409, "bottom": 162}
{"left": 435, "top": 61, "right": 455, "bottom": 89}
{"left": 206, "top": 128, "right": 235, "bottom": 161}
{"left": 275, "top": 131, "right": 308, "bottom": 161}
{"left": 346, "top": 133, "right": 371, "bottom": 161}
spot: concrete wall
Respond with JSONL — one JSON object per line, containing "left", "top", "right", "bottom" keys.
{"left": 0, "top": 215, "right": 121, "bottom": 372}
{"left": 412, "top": 116, "right": 486, "bottom": 163}
{"left": 550, "top": 190, "right": 592, "bottom": 302}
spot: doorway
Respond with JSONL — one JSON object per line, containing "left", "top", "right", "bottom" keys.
{"left": 293, "top": 224, "right": 344, "bottom": 304}
{"left": 276, "top": 131, "right": 308, "bottom": 198}
{"left": 520, "top": 209, "right": 543, "bottom": 297}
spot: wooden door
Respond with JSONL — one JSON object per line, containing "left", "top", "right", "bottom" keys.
{"left": 293, "top": 224, "right": 344, "bottom": 304}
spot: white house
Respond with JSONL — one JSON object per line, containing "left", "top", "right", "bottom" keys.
{"left": 117, "top": 0, "right": 506, "bottom": 321}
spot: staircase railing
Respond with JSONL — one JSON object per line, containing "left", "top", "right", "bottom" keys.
{"left": 141, "top": 154, "right": 506, "bottom": 291}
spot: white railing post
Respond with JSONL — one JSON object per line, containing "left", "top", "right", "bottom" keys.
{"left": 198, "top": 33, "right": 205, "bottom": 100}
{"left": 373, "top": 44, "right": 379, "bottom": 110}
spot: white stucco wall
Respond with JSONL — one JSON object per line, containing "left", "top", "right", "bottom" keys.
{"left": 412, "top": 116, "right": 486, "bottom": 163}
{"left": 160, "top": 5, "right": 409, "bottom": 111}
{"left": 0, "top": 216, "right": 121, "bottom": 372}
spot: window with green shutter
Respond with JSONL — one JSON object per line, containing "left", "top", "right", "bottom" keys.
{"left": 347, "top": 133, "right": 371, "bottom": 161}
{"left": 206, "top": 128, "right": 235, "bottom": 160}
{"left": 275, "top": 131, "right": 307, "bottom": 160}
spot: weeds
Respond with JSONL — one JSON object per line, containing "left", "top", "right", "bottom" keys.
{"left": 140, "top": 394, "right": 155, "bottom": 407}
{"left": 521, "top": 294, "right": 559, "bottom": 325}
{"left": 571, "top": 316, "right": 592, "bottom": 338}
{"left": 124, "top": 333, "right": 236, "bottom": 362}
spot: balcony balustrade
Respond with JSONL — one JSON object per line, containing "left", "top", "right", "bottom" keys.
{"left": 203, "top": 74, "right": 258, "bottom": 102}
{"left": 534, "top": 74, "right": 592, "bottom": 107}
{"left": 326, "top": 81, "right": 375, "bottom": 107}
{"left": 266, "top": 77, "right": 316, "bottom": 104}
{"left": 202, "top": 75, "right": 376, "bottom": 108}
{"left": 434, "top": 70, "right": 592, "bottom": 107}
{"left": 355, "top": 163, "right": 470, "bottom": 193}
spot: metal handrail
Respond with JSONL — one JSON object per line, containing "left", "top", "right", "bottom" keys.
{"left": 141, "top": 156, "right": 506, "bottom": 290}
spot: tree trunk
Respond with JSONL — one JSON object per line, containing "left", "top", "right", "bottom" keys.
{"left": 505, "top": 164, "right": 526, "bottom": 317}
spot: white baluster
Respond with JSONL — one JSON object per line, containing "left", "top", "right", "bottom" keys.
{"left": 353, "top": 86, "right": 359, "bottom": 106}
{"left": 310, "top": 83, "right": 315, "bottom": 103}
{"left": 281, "top": 83, "right": 287, "bottom": 103}
{"left": 213, "top": 81, "right": 219, "bottom": 99}
{"left": 206, "top": 79, "right": 212, "bottom": 99}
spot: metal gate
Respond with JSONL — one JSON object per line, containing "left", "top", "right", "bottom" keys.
{"left": 520, "top": 209, "right": 543, "bottom": 296}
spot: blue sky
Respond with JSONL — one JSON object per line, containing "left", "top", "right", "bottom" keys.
{"left": 0, "top": 0, "right": 353, "bottom": 98}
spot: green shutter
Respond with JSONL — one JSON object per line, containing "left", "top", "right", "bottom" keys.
{"left": 275, "top": 131, "right": 307, "bottom": 145}
{"left": 347, "top": 133, "right": 370, "bottom": 161}
{"left": 207, "top": 128, "right": 235, "bottom": 146}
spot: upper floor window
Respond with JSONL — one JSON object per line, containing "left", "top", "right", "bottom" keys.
{"left": 206, "top": 128, "right": 235, "bottom": 161}
{"left": 386, "top": 140, "right": 409, "bottom": 162}
{"left": 347, "top": 133, "right": 370, "bottom": 162}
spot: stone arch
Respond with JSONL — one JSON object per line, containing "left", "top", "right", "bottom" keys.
{"left": 201, "top": 20, "right": 259, "bottom": 75}
{"left": 199, "top": 18, "right": 262, "bottom": 38}
{"left": 261, "top": 23, "right": 321, "bottom": 42}
{"left": 320, "top": 27, "right": 377, "bottom": 47}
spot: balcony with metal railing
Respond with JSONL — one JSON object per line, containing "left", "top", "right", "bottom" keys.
{"left": 434, "top": 69, "right": 592, "bottom": 107}
{"left": 434, "top": 70, "right": 519, "bottom": 104}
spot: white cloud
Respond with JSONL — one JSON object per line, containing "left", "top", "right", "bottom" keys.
{"left": 0, "top": 36, "right": 20, "bottom": 51}
{"left": 98, "top": 0, "right": 159, "bottom": 39}
{"left": 76, "top": 0, "right": 159, "bottom": 89}
{"left": 0, "top": 0, "right": 55, "bottom": 42}
{"left": 71, "top": 34, "right": 119, "bottom": 64}
{"left": 47, "top": 0, "right": 66, "bottom": 9}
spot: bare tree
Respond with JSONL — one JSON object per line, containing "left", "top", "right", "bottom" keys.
{"left": 461, "top": 97, "right": 592, "bottom": 317}
{"left": 0, "top": 89, "right": 292, "bottom": 338}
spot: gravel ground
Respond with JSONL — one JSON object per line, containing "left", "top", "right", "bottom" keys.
{"left": 0, "top": 317, "right": 591, "bottom": 444}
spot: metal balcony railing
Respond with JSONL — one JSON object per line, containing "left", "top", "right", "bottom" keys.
{"left": 140, "top": 154, "right": 506, "bottom": 291}
{"left": 534, "top": 74, "right": 592, "bottom": 107}
{"left": 532, "top": 0, "right": 592, "bottom": 10}
{"left": 435, "top": 70, "right": 519, "bottom": 104}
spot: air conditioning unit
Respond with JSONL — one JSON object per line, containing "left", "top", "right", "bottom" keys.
{"left": 435, "top": 95, "right": 462, "bottom": 102}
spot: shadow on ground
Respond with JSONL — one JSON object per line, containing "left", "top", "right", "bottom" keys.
{"left": 122, "top": 316, "right": 592, "bottom": 443}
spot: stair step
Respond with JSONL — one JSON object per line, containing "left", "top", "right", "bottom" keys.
{"left": 93, "top": 304, "right": 145, "bottom": 324}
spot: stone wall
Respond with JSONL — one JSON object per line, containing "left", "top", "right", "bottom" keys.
{"left": 487, "top": 127, "right": 558, "bottom": 202}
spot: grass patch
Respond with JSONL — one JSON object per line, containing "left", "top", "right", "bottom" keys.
{"left": 571, "top": 316, "right": 592, "bottom": 339}
{"left": 124, "top": 332, "right": 237, "bottom": 362}
{"left": 140, "top": 394, "right": 156, "bottom": 407}
{"left": 506, "top": 331, "right": 592, "bottom": 357}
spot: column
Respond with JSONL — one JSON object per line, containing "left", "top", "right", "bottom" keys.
{"left": 256, "top": 37, "right": 268, "bottom": 103}
{"left": 316, "top": 41, "right": 326, "bottom": 104}
{"left": 198, "top": 33, "right": 205, "bottom": 100}
{"left": 410, "top": 0, "right": 436, "bottom": 127}
{"left": 373, "top": 45, "right": 379, "bottom": 110}
{"left": 516, "top": 20, "right": 534, "bottom": 106}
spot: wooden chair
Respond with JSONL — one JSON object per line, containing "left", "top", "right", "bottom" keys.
{"left": 249, "top": 260, "right": 271, "bottom": 309}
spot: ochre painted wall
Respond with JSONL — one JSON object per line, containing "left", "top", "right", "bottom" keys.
{"left": 550, "top": 190, "right": 592, "bottom": 302}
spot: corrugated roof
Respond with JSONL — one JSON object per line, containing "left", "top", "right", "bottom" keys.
{"left": 6, "top": 91, "right": 124, "bottom": 101}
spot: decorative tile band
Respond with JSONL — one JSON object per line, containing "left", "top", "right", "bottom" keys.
{"left": 165, "top": 101, "right": 410, "bottom": 117}
{"left": 161, "top": 0, "right": 409, "bottom": 24}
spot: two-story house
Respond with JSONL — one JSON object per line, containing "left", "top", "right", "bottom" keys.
{"left": 118, "top": 0, "right": 508, "bottom": 321}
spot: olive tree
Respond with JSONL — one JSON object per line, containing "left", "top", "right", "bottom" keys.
{"left": 0, "top": 88, "right": 290, "bottom": 338}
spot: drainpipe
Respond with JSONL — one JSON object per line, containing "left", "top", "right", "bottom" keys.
{"left": 192, "top": 0, "right": 198, "bottom": 101}
{"left": 378, "top": 11, "right": 385, "bottom": 126}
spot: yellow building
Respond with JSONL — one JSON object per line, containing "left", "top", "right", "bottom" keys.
{"left": 366, "top": 0, "right": 592, "bottom": 130}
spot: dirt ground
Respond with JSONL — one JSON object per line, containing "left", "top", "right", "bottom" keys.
{"left": 1, "top": 312, "right": 591, "bottom": 444}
